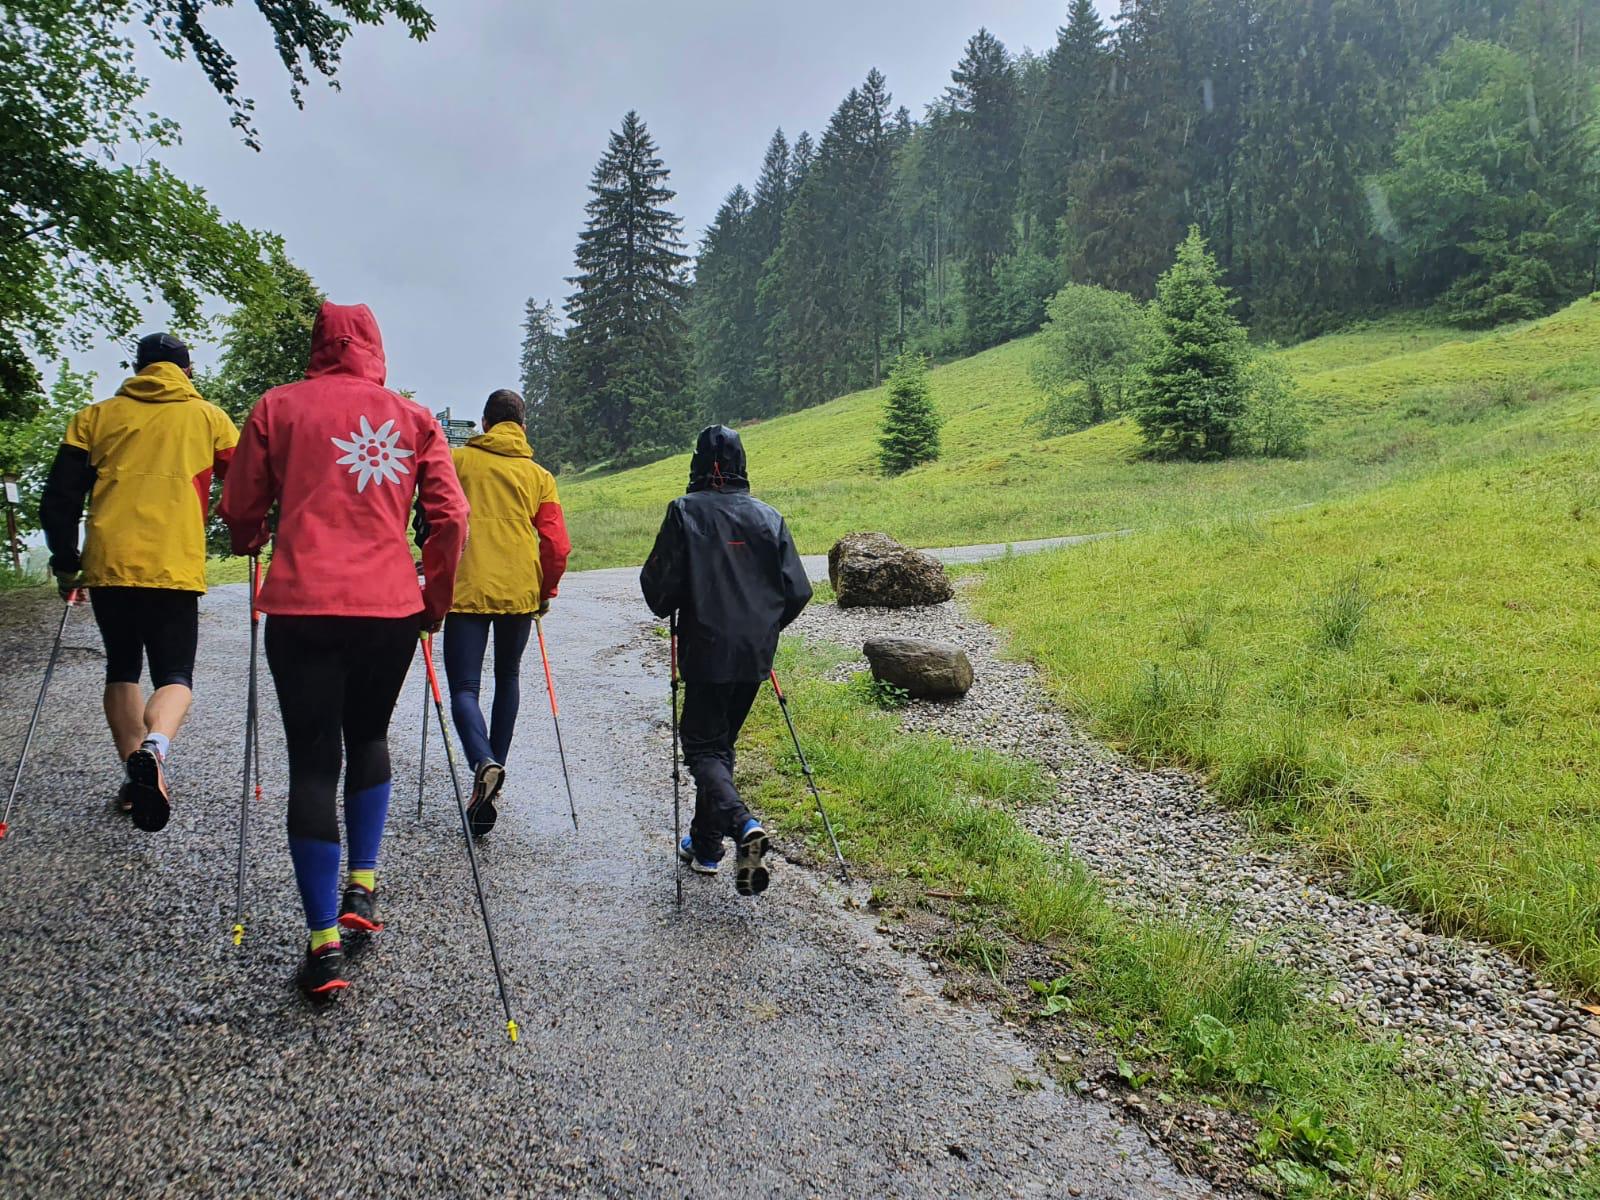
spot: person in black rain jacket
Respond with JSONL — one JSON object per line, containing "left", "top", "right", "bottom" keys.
{"left": 640, "top": 425, "right": 811, "bottom": 895}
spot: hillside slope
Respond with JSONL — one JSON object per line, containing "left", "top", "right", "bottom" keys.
{"left": 561, "top": 298, "right": 1600, "bottom": 570}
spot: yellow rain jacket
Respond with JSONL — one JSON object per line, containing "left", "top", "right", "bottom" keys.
{"left": 450, "top": 422, "right": 570, "bottom": 615}
{"left": 57, "top": 363, "right": 239, "bottom": 593}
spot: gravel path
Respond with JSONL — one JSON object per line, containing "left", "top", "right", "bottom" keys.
{"left": 0, "top": 568, "right": 1204, "bottom": 1199}
{"left": 791, "top": 593, "right": 1600, "bottom": 1178}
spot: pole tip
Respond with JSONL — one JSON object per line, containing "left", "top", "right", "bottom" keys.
{"left": 506, "top": 1018, "right": 519, "bottom": 1043}
{"left": 0, "top": 822, "right": 8, "bottom": 839}
{"left": 231, "top": 923, "right": 245, "bottom": 946}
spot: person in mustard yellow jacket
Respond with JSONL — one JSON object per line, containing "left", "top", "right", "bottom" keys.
{"left": 39, "top": 333, "right": 239, "bottom": 834}
{"left": 437, "top": 389, "right": 569, "bottom": 836}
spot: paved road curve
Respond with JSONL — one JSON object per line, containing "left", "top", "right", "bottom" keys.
{"left": 0, "top": 565, "right": 1204, "bottom": 1199}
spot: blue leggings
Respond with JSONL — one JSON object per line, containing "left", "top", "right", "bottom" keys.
{"left": 443, "top": 612, "right": 534, "bottom": 769}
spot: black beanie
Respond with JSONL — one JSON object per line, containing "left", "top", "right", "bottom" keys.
{"left": 135, "top": 332, "right": 191, "bottom": 371}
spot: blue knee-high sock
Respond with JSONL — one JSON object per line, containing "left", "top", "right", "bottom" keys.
{"left": 288, "top": 835, "right": 342, "bottom": 929}
{"left": 344, "top": 780, "right": 391, "bottom": 873}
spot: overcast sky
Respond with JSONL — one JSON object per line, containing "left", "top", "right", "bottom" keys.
{"left": 85, "top": 1, "right": 1116, "bottom": 413}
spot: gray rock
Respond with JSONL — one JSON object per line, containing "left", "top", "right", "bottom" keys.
{"left": 829, "top": 532, "right": 954, "bottom": 609}
{"left": 864, "top": 637, "right": 974, "bottom": 699}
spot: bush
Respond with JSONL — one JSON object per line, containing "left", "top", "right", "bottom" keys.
{"left": 878, "top": 352, "right": 942, "bottom": 475}
{"left": 1031, "top": 282, "right": 1150, "bottom": 434}
{"left": 1131, "top": 227, "right": 1251, "bottom": 460}
{"left": 1243, "top": 353, "right": 1309, "bottom": 458}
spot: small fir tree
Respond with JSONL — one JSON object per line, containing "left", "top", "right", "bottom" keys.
{"left": 1132, "top": 227, "right": 1251, "bottom": 461}
{"left": 877, "top": 352, "right": 941, "bottom": 474}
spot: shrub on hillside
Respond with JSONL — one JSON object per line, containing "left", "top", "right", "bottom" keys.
{"left": 878, "top": 352, "right": 942, "bottom": 475}
{"left": 1031, "top": 282, "right": 1151, "bottom": 434}
{"left": 1243, "top": 353, "right": 1309, "bottom": 458}
{"left": 1131, "top": 228, "right": 1251, "bottom": 461}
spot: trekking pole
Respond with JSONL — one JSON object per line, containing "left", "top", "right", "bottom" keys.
{"left": 533, "top": 616, "right": 579, "bottom": 831}
{"left": 416, "top": 654, "right": 430, "bottom": 821}
{"left": 231, "top": 557, "right": 262, "bottom": 945}
{"left": 422, "top": 632, "right": 519, "bottom": 1043}
{"left": 768, "top": 669, "right": 849, "bottom": 883}
{"left": 670, "top": 614, "right": 683, "bottom": 908}
{"left": 0, "top": 589, "right": 84, "bottom": 841}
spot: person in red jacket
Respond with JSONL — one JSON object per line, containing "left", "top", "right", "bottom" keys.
{"left": 221, "top": 302, "right": 468, "bottom": 999}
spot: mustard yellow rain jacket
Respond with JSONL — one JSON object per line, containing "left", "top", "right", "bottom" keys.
{"left": 450, "top": 421, "right": 570, "bottom": 615}
{"left": 40, "top": 363, "right": 239, "bottom": 594}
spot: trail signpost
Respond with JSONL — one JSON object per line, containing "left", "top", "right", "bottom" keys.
{"left": 435, "top": 409, "right": 476, "bottom": 448}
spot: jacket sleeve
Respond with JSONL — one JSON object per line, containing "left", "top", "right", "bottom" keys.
{"left": 414, "top": 420, "right": 469, "bottom": 625}
{"left": 639, "top": 503, "right": 686, "bottom": 618}
{"left": 39, "top": 444, "right": 95, "bottom": 574}
{"left": 218, "top": 398, "right": 275, "bottom": 555}
{"left": 212, "top": 406, "right": 240, "bottom": 480}
{"left": 533, "top": 471, "right": 571, "bottom": 600}
{"left": 776, "top": 518, "right": 812, "bottom": 630}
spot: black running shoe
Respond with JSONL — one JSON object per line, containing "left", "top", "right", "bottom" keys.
{"left": 124, "top": 747, "right": 170, "bottom": 833}
{"left": 467, "top": 760, "right": 504, "bottom": 837}
{"left": 298, "top": 942, "right": 350, "bottom": 997}
{"left": 338, "top": 884, "right": 383, "bottom": 934}
{"left": 734, "top": 819, "right": 771, "bottom": 897}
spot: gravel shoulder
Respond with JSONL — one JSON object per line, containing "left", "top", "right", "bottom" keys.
{"left": 0, "top": 571, "right": 1203, "bottom": 1199}
{"left": 789, "top": 587, "right": 1600, "bottom": 1178}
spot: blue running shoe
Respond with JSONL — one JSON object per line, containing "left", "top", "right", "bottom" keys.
{"left": 734, "top": 819, "right": 770, "bottom": 897}
{"left": 677, "top": 835, "right": 719, "bottom": 875}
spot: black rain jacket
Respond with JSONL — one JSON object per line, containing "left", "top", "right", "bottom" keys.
{"left": 639, "top": 426, "right": 811, "bottom": 683}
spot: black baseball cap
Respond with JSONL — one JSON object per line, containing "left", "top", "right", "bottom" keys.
{"left": 134, "top": 332, "right": 191, "bottom": 371}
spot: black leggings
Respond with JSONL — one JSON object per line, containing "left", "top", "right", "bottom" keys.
{"left": 681, "top": 680, "right": 761, "bottom": 861}
{"left": 264, "top": 615, "right": 418, "bottom": 843}
{"left": 89, "top": 587, "right": 199, "bottom": 688}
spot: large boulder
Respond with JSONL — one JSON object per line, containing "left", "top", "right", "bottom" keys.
{"left": 828, "top": 532, "right": 953, "bottom": 609}
{"left": 863, "top": 637, "right": 974, "bottom": 700}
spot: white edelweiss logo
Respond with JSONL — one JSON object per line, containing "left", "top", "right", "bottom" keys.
{"left": 332, "top": 416, "right": 414, "bottom": 493}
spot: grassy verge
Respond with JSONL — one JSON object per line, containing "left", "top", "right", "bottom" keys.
{"left": 973, "top": 403, "right": 1600, "bottom": 994}
{"left": 561, "top": 299, "right": 1600, "bottom": 570}
{"left": 741, "top": 639, "right": 1598, "bottom": 1198}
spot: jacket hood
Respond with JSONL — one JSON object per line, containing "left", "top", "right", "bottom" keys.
{"left": 119, "top": 361, "right": 201, "bottom": 405}
{"left": 687, "top": 425, "right": 749, "bottom": 493}
{"left": 306, "top": 301, "right": 386, "bottom": 385}
{"left": 467, "top": 421, "right": 533, "bottom": 459}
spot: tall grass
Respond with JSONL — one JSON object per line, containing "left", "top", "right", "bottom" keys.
{"left": 742, "top": 641, "right": 1597, "bottom": 1198}
{"left": 976, "top": 426, "right": 1600, "bottom": 993}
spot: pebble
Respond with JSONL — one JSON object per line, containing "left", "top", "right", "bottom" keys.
{"left": 792, "top": 594, "right": 1598, "bottom": 1167}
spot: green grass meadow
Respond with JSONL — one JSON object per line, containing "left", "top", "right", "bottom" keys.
{"left": 741, "top": 641, "right": 1599, "bottom": 1199}
{"left": 582, "top": 295, "right": 1600, "bottom": 994}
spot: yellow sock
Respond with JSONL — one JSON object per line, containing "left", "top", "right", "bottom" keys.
{"left": 348, "top": 869, "right": 376, "bottom": 891}
{"left": 309, "top": 926, "right": 341, "bottom": 952}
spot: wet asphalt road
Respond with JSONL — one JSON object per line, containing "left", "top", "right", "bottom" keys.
{"left": 0, "top": 566, "right": 1206, "bottom": 1199}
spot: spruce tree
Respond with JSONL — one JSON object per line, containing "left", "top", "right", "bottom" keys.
{"left": 520, "top": 298, "right": 568, "bottom": 467}
{"left": 689, "top": 185, "right": 760, "bottom": 422}
{"left": 1132, "top": 228, "right": 1250, "bottom": 461}
{"left": 946, "top": 29, "right": 1020, "bottom": 350}
{"left": 1020, "top": 0, "right": 1109, "bottom": 257}
{"left": 561, "top": 111, "right": 691, "bottom": 465}
{"left": 749, "top": 130, "right": 792, "bottom": 415}
{"left": 878, "top": 352, "right": 941, "bottom": 475}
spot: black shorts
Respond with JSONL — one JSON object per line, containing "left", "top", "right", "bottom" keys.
{"left": 89, "top": 587, "right": 200, "bottom": 689}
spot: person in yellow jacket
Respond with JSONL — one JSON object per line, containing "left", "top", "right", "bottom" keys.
{"left": 432, "top": 389, "right": 569, "bottom": 836}
{"left": 39, "top": 333, "right": 239, "bottom": 833}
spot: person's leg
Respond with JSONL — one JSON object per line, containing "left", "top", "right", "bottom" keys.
{"left": 88, "top": 588, "right": 146, "bottom": 761}
{"left": 487, "top": 614, "right": 533, "bottom": 766}
{"left": 139, "top": 590, "right": 199, "bottom": 753}
{"left": 723, "top": 681, "right": 769, "bottom": 895}
{"left": 338, "top": 617, "right": 418, "bottom": 929}
{"left": 266, "top": 617, "right": 348, "bottom": 983}
{"left": 442, "top": 613, "right": 493, "bottom": 768}
{"left": 681, "top": 682, "right": 744, "bottom": 863}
